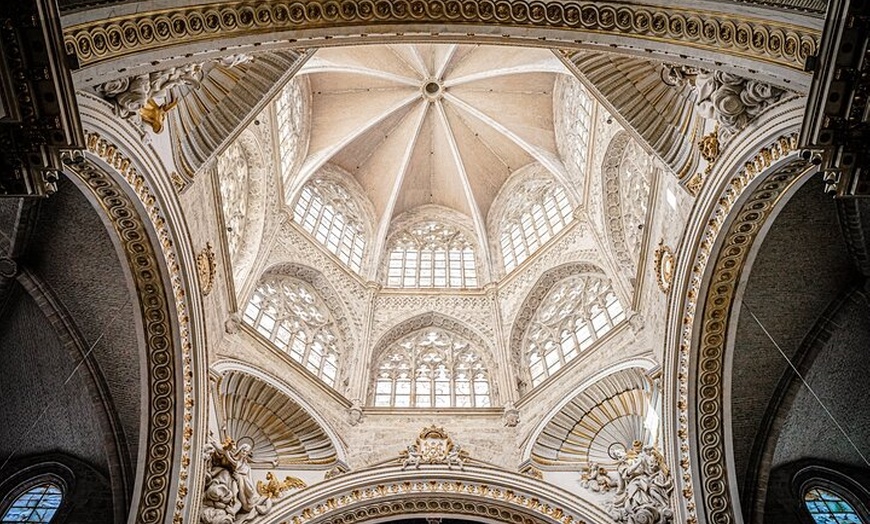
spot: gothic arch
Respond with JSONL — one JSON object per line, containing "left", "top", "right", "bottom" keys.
{"left": 508, "top": 262, "right": 613, "bottom": 381}
{"left": 369, "top": 312, "right": 500, "bottom": 405}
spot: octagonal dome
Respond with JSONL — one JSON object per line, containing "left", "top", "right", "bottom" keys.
{"left": 281, "top": 43, "right": 597, "bottom": 285}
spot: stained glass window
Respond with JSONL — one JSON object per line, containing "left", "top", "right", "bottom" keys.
{"left": 526, "top": 274, "right": 625, "bottom": 386}
{"left": 292, "top": 179, "right": 366, "bottom": 274}
{"left": 243, "top": 274, "right": 340, "bottom": 387}
{"left": 804, "top": 488, "right": 864, "bottom": 524}
{"left": 499, "top": 180, "right": 573, "bottom": 273}
{"left": 373, "top": 328, "right": 491, "bottom": 408}
{"left": 386, "top": 222, "right": 477, "bottom": 289}
{"left": 1, "top": 483, "right": 62, "bottom": 523}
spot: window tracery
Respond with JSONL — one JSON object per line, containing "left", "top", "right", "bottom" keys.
{"left": 373, "top": 328, "right": 491, "bottom": 408}
{"left": 555, "top": 75, "right": 594, "bottom": 182}
{"left": 242, "top": 274, "right": 340, "bottom": 386}
{"left": 804, "top": 487, "right": 865, "bottom": 524}
{"left": 217, "top": 141, "right": 249, "bottom": 259}
{"left": 1, "top": 481, "right": 63, "bottom": 523}
{"left": 620, "top": 139, "right": 653, "bottom": 261}
{"left": 498, "top": 179, "right": 573, "bottom": 273}
{"left": 292, "top": 179, "right": 366, "bottom": 274}
{"left": 525, "top": 274, "right": 625, "bottom": 386}
{"left": 276, "top": 76, "right": 307, "bottom": 180}
{"left": 386, "top": 222, "right": 477, "bottom": 288}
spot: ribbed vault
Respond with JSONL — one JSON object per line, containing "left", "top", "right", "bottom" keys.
{"left": 218, "top": 371, "right": 337, "bottom": 466}
{"left": 531, "top": 367, "right": 653, "bottom": 468}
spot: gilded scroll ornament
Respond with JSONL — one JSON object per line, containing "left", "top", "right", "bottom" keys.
{"left": 674, "top": 133, "right": 801, "bottom": 524}
{"left": 64, "top": 1, "right": 818, "bottom": 72}
{"left": 257, "top": 472, "right": 307, "bottom": 499}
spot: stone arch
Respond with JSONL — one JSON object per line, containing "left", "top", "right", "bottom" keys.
{"left": 508, "top": 262, "right": 612, "bottom": 386}
{"left": 249, "top": 262, "right": 357, "bottom": 378}
{"left": 600, "top": 131, "right": 654, "bottom": 277}
{"left": 211, "top": 360, "right": 349, "bottom": 464}
{"left": 527, "top": 365, "right": 656, "bottom": 469}
{"left": 219, "top": 127, "right": 270, "bottom": 291}
{"left": 260, "top": 463, "right": 612, "bottom": 524}
{"left": 487, "top": 163, "right": 577, "bottom": 276}
{"left": 665, "top": 97, "right": 810, "bottom": 524}
{"left": 369, "top": 312, "right": 501, "bottom": 405}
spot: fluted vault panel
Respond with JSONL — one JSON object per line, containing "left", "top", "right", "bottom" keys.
{"left": 219, "top": 370, "right": 337, "bottom": 466}
{"left": 531, "top": 367, "right": 652, "bottom": 468}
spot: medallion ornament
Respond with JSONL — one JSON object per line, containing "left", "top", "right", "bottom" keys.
{"left": 197, "top": 242, "right": 216, "bottom": 296}
{"left": 653, "top": 241, "right": 675, "bottom": 293}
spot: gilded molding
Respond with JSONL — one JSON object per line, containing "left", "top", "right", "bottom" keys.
{"left": 63, "top": 1, "right": 817, "bottom": 71}
{"left": 674, "top": 133, "right": 804, "bottom": 524}
{"left": 273, "top": 475, "right": 589, "bottom": 524}
{"left": 82, "top": 130, "right": 195, "bottom": 524}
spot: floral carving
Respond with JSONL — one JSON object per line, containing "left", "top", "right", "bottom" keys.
{"left": 197, "top": 242, "right": 216, "bottom": 296}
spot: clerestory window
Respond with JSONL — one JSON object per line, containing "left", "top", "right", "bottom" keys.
{"left": 373, "top": 328, "right": 491, "bottom": 408}
{"left": 1, "top": 481, "right": 63, "bottom": 523}
{"left": 386, "top": 222, "right": 477, "bottom": 289}
{"left": 242, "top": 274, "right": 340, "bottom": 387}
{"left": 499, "top": 181, "right": 573, "bottom": 273}
{"left": 804, "top": 487, "right": 865, "bottom": 524}
{"left": 292, "top": 179, "right": 366, "bottom": 274}
{"left": 526, "top": 274, "right": 625, "bottom": 386}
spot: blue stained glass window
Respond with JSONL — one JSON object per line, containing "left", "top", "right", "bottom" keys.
{"left": 1, "top": 483, "right": 62, "bottom": 523}
{"left": 805, "top": 488, "right": 864, "bottom": 524}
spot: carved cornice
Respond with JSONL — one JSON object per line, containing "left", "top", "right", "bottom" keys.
{"left": 80, "top": 130, "right": 195, "bottom": 524}
{"left": 674, "top": 133, "right": 804, "bottom": 524}
{"left": 63, "top": 1, "right": 818, "bottom": 72}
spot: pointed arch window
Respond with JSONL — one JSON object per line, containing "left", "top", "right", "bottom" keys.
{"left": 526, "top": 274, "right": 625, "bottom": 386}
{"left": 804, "top": 487, "right": 865, "bottom": 524}
{"left": 386, "top": 222, "right": 477, "bottom": 288}
{"left": 242, "top": 274, "right": 340, "bottom": 387}
{"left": 292, "top": 179, "right": 366, "bottom": 274}
{"left": 1, "top": 481, "right": 63, "bottom": 523}
{"left": 373, "top": 328, "right": 491, "bottom": 408}
{"left": 499, "top": 181, "right": 573, "bottom": 273}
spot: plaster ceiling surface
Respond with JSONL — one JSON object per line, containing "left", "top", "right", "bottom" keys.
{"left": 287, "top": 44, "right": 580, "bottom": 269}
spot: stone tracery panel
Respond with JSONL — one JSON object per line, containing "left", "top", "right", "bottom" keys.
{"left": 489, "top": 164, "right": 576, "bottom": 275}
{"left": 384, "top": 220, "right": 478, "bottom": 289}
{"left": 602, "top": 132, "right": 654, "bottom": 275}
{"left": 371, "top": 328, "right": 492, "bottom": 408}
{"left": 509, "top": 263, "right": 625, "bottom": 390}
{"left": 554, "top": 74, "right": 595, "bottom": 186}
{"left": 369, "top": 313, "right": 499, "bottom": 406}
{"left": 242, "top": 265, "right": 352, "bottom": 388}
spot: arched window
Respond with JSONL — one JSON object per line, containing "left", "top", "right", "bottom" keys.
{"left": 555, "top": 75, "right": 594, "bottom": 181}
{"left": 292, "top": 179, "right": 366, "bottom": 274}
{"left": 386, "top": 222, "right": 477, "bottom": 288}
{"left": 1, "top": 481, "right": 63, "bottom": 523}
{"left": 526, "top": 274, "right": 625, "bottom": 386}
{"left": 373, "top": 328, "right": 491, "bottom": 408}
{"left": 498, "top": 180, "right": 573, "bottom": 273}
{"left": 804, "top": 487, "right": 865, "bottom": 524}
{"left": 242, "top": 274, "right": 340, "bottom": 387}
